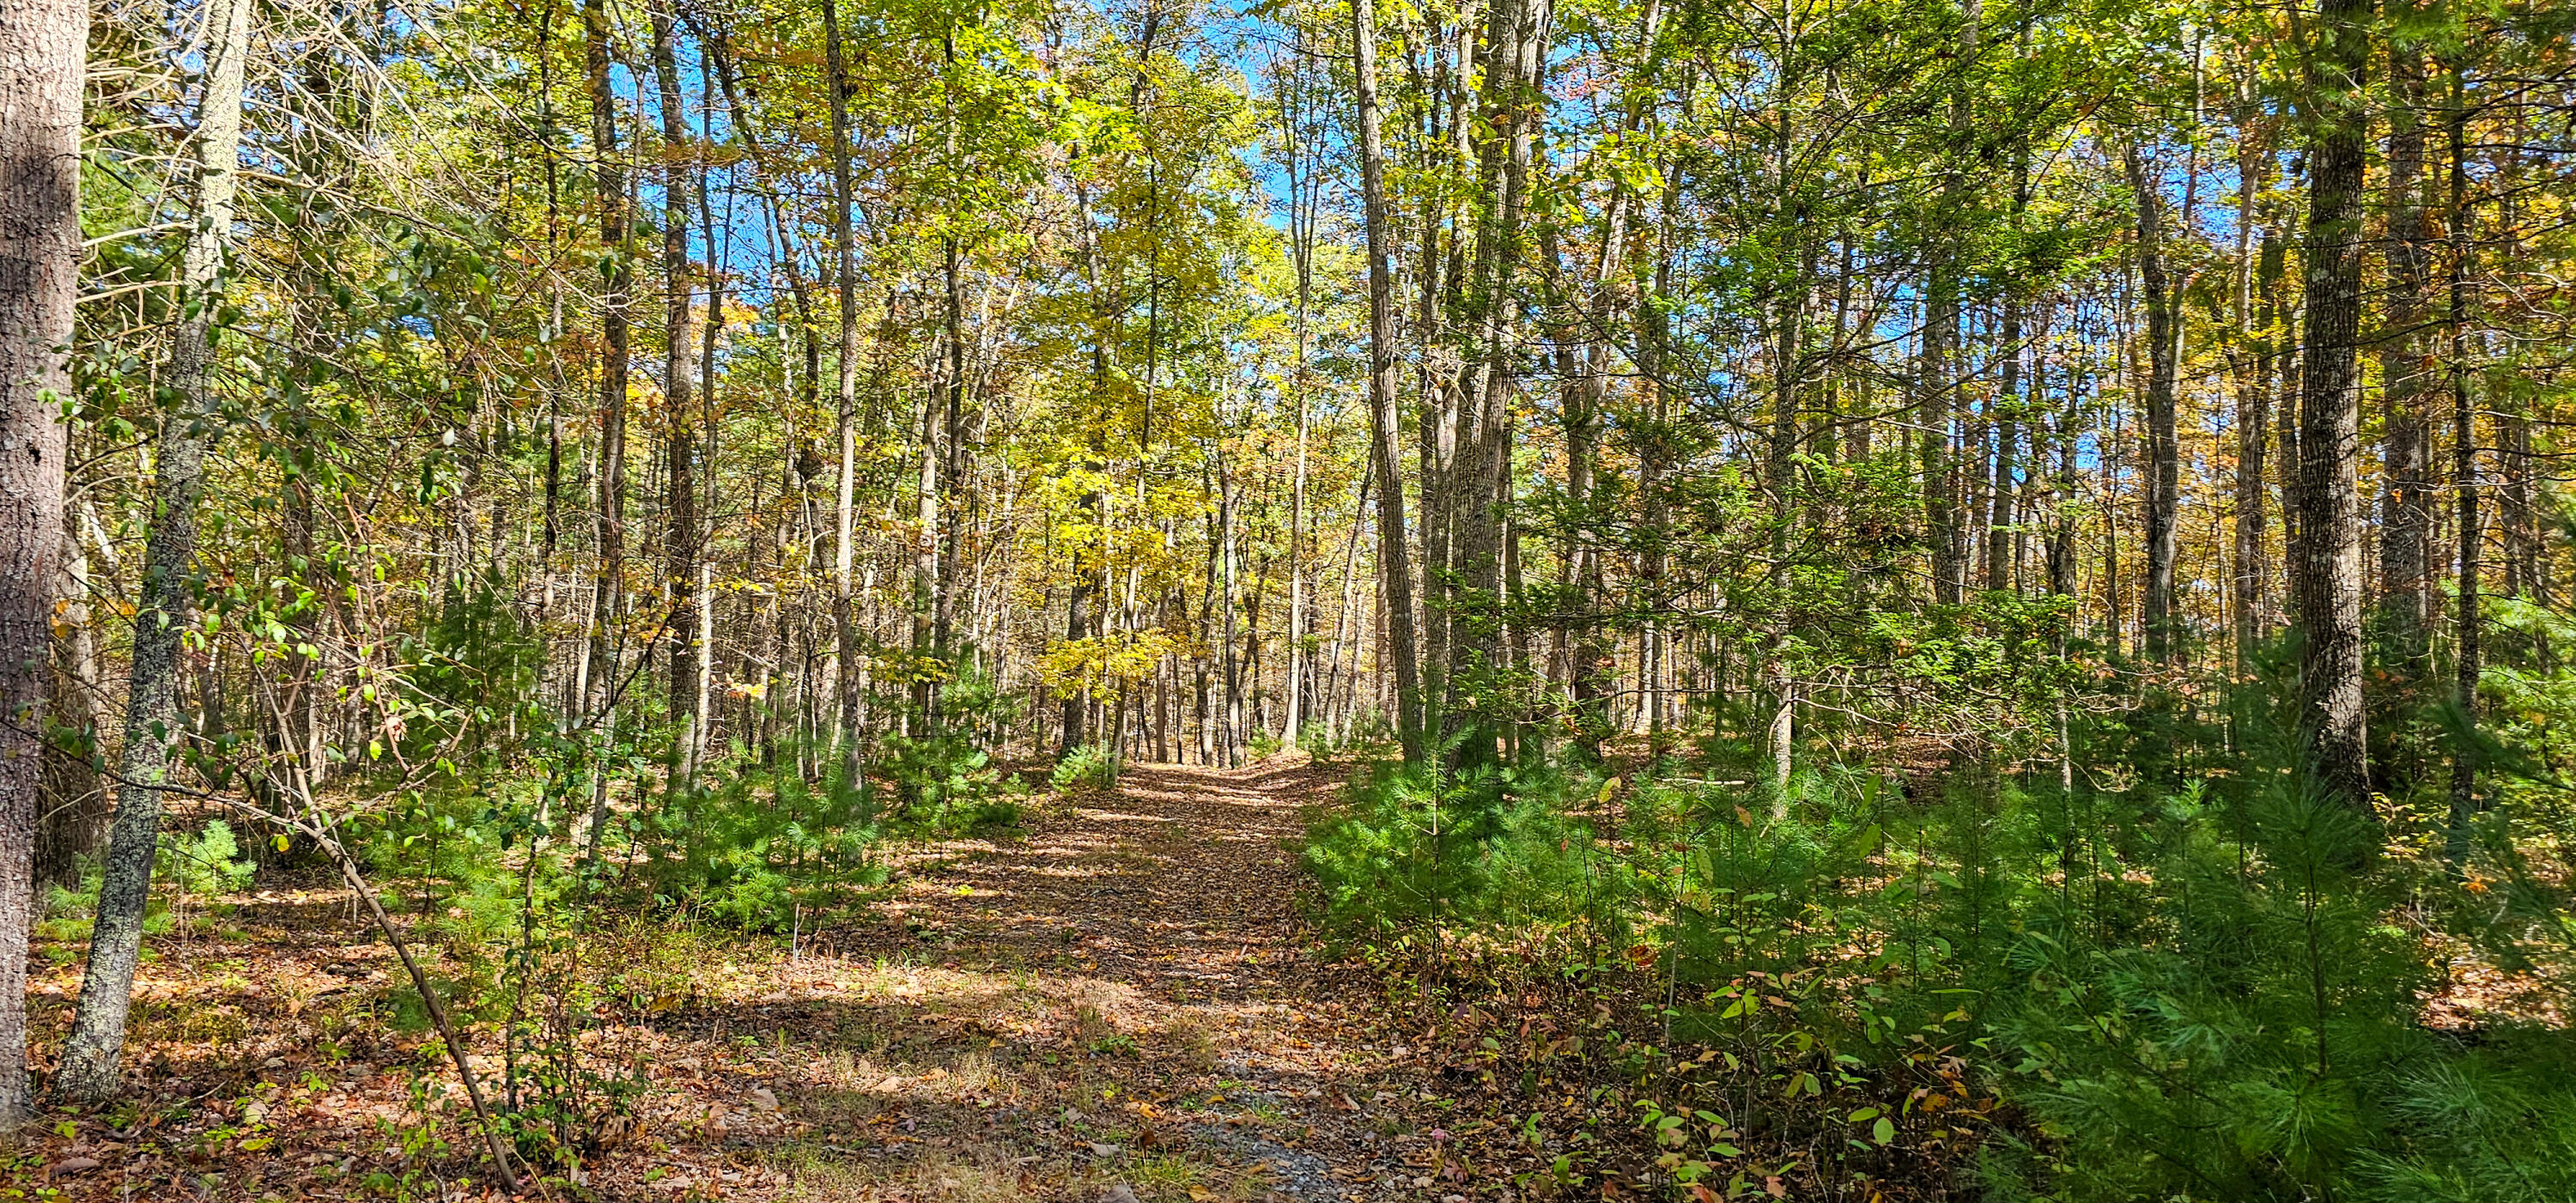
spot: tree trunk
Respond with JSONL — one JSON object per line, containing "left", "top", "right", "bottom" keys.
{"left": 0, "top": 0, "right": 84, "bottom": 1125}
{"left": 1350, "top": 0, "right": 1425, "bottom": 762}
{"left": 650, "top": 4, "right": 702, "bottom": 789}
{"left": 578, "top": 0, "right": 631, "bottom": 860}
{"left": 2127, "top": 143, "right": 2182, "bottom": 664}
{"left": 820, "top": 0, "right": 863, "bottom": 777}
{"left": 2444, "top": 81, "right": 2480, "bottom": 860}
{"left": 56, "top": 0, "right": 250, "bottom": 1103}
{"left": 2293, "top": 0, "right": 2376, "bottom": 817}
{"left": 2235, "top": 120, "right": 2283, "bottom": 670}
{"left": 1985, "top": 297, "right": 2020, "bottom": 594}
{"left": 2378, "top": 46, "right": 2434, "bottom": 669}
{"left": 39, "top": 495, "right": 103, "bottom": 886}
{"left": 1449, "top": 0, "right": 1546, "bottom": 766}
{"left": 1923, "top": 0, "right": 1980, "bottom": 607}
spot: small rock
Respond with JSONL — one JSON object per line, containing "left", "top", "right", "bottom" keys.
{"left": 1087, "top": 1141, "right": 1121, "bottom": 1158}
{"left": 47, "top": 1157, "right": 100, "bottom": 1178}
{"left": 1100, "top": 1187, "right": 1140, "bottom": 1203}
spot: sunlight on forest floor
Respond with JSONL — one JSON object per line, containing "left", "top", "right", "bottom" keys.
{"left": 14, "top": 759, "right": 1451, "bottom": 1202}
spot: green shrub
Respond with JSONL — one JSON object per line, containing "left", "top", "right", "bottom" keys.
{"left": 1304, "top": 754, "right": 1607, "bottom": 934}
{"left": 641, "top": 748, "right": 885, "bottom": 933}
{"left": 1050, "top": 743, "right": 1118, "bottom": 793}
{"left": 160, "top": 819, "right": 256, "bottom": 900}
{"left": 1303, "top": 703, "right": 2576, "bottom": 1202}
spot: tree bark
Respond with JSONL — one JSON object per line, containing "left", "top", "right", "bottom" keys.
{"left": 2127, "top": 143, "right": 2182, "bottom": 664}
{"left": 57, "top": 0, "right": 251, "bottom": 1103}
{"left": 822, "top": 0, "right": 864, "bottom": 772}
{"left": 39, "top": 495, "right": 103, "bottom": 886}
{"left": 2293, "top": 0, "right": 2376, "bottom": 817}
{"left": 0, "top": 0, "right": 83, "bottom": 1125}
{"left": 650, "top": 4, "right": 702, "bottom": 788}
{"left": 2378, "top": 46, "right": 2434, "bottom": 668}
{"left": 580, "top": 0, "right": 632, "bottom": 859}
{"left": 2444, "top": 77, "right": 2480, "bottom": 860}
{"left": 1350, "top": 0, "right": 1425, "bottom": 761}
{"left": 1449, "top": 0, "right": 1546, "bottom": 765}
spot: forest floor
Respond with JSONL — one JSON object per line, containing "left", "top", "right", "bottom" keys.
{"left": 9, "top": 757, "right": 1564, "bottom": 1203}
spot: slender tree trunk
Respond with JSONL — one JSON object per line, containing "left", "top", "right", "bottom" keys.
{"left": 1351, "top": 0, "right": 1425, "bottom": 761}
{"left": 579, "top": 0, "right": 632, "bottom": 859}
{"left": 2236, "top": 164, "right": 2283, "bottom": 670}
{"left": 2049, "top": 376, "right": 2078, "bottom": 598}
{"left": 2293, "top": 0, "right": 2376, "bottom": 817}
{"left": 2379, "top": 46, "right": 2434, "bottom": 669}
{"left": 2370, "top": 46, "right": 2432, "bottom": 675}
{"left": 1449, "top": 0, "right": 1546, "bottom": 766}
{"left": 0, "top": 0, "right": 84, "bottom": 1124}
{"left": 2127, "top": 143, "right": 2182, "bottom": 663}
{"left": 2278, "top": 301, "right": 2305, "bottom": 623}
{"left": 39, "top": 494, "right": 103, "bottom": 885}
{"left": 1985, "top": 297, "right": 2020, "bottom": 593}
{"left": 822, "top": 0, "right": 863, "bottom": 773}
{"left": 651, "top": 4, "right": 702, "bottom": 789}
{"left": 2444, "top": 79, "right": 2480, "bottom": 860}
{"left": 57, "top": 0, "right": 251, "bottom": 1102}
{"left": 1923, "top": 0, "right": 1979, "bottom": 606}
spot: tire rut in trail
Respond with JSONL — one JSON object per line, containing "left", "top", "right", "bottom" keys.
{"left": 761, "top": 757, "right": 1411, "bottom": 1203}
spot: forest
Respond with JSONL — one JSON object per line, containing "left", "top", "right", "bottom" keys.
{"left": 1, "top": 0, "right": 2574, "bottom": 1197}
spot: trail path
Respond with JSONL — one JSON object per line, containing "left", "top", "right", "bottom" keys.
{"left": 734, "top": 758, "right": 1461, "bottom": 1203}
{"left": 15, "top": 758, "right": 1480, "bottom": 1203}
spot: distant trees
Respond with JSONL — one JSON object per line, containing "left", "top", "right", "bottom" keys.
{"left": 5, "top": 0, "right": 2576, "bottom": 1126}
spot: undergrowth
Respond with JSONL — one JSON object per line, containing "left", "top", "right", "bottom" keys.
{"left": 1303, "top": 700, "right": 2576, "bottom": 1201}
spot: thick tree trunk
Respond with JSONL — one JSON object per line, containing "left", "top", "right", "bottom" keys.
{"left": 1350, "top": 0, "right": 1425, "bottom": 762}
{"left": 57, "top": 0, "right": 250, "bottom": 1103}
{"left": 2293, "top": 0, "right": 2376, "bottom": 817}
{"left": 0, "top": 0, "right": 83, "bottom": 1125}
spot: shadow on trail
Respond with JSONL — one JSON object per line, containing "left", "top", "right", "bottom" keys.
{"left": 675, "top": 757, "right": 1400, "bottom": 1203}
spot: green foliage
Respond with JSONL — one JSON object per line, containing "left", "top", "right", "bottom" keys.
{"left": 1304, "top": 753, "right": 1610, "bottom": 935}
{"left": 640, "top": 754, "right": 886, "bottom": 933}
{"left": 872, "top": 653, "right": 1028, "bottom": 834}
{"left": 402, "top": 573, "right": 546, "bottom": 769}
{"left": 1306, "top": 703, "right": 2576, "bottom": 1200}
{"left": 35, "top": 857, "right": 106, "bottom": 943}
{"left": 160, "top": 820, "right": 257, "bottom": 901}
{"left": 1050, "top": 742, "right": 1119, "bottom": 793}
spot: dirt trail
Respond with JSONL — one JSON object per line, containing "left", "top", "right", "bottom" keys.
{"left": 743, "top": 758, "right": 1449, "bottom": 1203}
{"left": 11, "top": 759, "right": 1461, "bottom": 1203}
